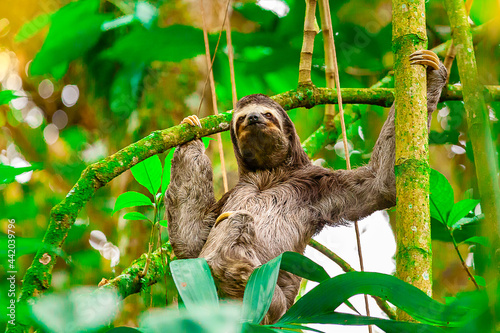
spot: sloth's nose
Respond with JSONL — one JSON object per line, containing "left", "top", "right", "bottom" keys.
{"left": 247, "top": 112, "right": 261, "bottom": 124}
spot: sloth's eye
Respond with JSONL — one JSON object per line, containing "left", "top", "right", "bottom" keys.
{"left": 264, "top": 112, "right": 273, "bottom": 119}
{"left": 237, "top": 116, "right": 245, "bottom": 123}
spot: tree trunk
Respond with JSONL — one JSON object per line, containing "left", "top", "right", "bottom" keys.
{"left": 392, "top": 0, "right": 432, "bottom": 321}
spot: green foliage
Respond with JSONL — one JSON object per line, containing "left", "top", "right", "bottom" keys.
{"left": 30, "top": 288, "right": 120, "bottom": 333}
{"left": 122, "top": 211, "right": 150, "bottom": 222}
{"left": 168, "top": 252, "right": 476, "bottom": 332}
{"left": 30, "top": 0, "right": 112, "bottom": 78}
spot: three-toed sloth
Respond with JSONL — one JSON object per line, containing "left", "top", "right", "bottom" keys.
{"left": 165, "top": 50, "right": 447, "bottom": 324}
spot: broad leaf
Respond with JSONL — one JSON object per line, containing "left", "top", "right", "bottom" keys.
{"left": 100, "top": 25, "right": 205, "bottom": 64}
{"left": 241, "top": 256, "right": 282, "bottom": 324}
{"left": 30, "top": 0, "right": 111, "bottom": 78}
{"left": 429, "top": 169, "right": 454, "bottom": 224}
{"left": 123, "top": 212, "right": 150, "bottom": 222}
{"left": 161, "top": 149, "right": 175, "bottom": 195}
{"left": 273, "top": 312, "right": 444, "bottom": 333}
{"left": 113, "top": 191, "right": 153, "bottom": 213}
{"left": 0, "top": 90, "right": 20, "bottom": 105}
{"left": 158, "top": 220, "right": 168, "bottom": 228}
{"left": 448, "top": 199, "right": 480, "bottom": 230}
{"left": 131, "top": 155, "right": 162, "bottom": 195}
{"left": 278, "top": 272, "right": 468, "bottom": 327}
{"left": 170, "top": 258, "right": 219, "bottom": 308}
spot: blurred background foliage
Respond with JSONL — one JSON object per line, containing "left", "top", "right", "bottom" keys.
{"left": 0, "top": 0, "right": 499, "bottom": 330}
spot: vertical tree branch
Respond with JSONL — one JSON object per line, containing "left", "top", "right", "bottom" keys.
{"left": 225, "top": 8, "right": 238, "bottom": 108}
{"left": 445, "top": 0, "right": 500, "bottom": 308}
{"left": 392, "top": 0, "right": 432, "bottom": 321}
{"left": 298, "top": 0, "right": 318, "bottom": 86}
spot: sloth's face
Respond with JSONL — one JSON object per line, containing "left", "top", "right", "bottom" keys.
{"left": 232, "top": 104, "right": 289, "bottom": 170}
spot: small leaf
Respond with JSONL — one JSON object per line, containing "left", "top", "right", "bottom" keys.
{"left": 429, "top": 169, "right": 454, "bottom": 224}
{"left": 448, "top": 199, "right": 480, "bottom": 230}
{"left": 460, "top": 236, "right": 490, "bottom": 247}
{"left": 280, "top": 252, "right": 329, "bottom": 283}
{"left": 202, "top": 137, "right": 215, "bottom": 150}
{"left": 0, "top": 90, "right": 20, "bottom": 105}
{"left": 159, "top": 220, "right": 168, "bottom": 228}
{"left": 123, "top": 212, "right": 150, "bottom": 222}
{"left": 0, "top": 163, "right": 42, "bottom": 184}
{"left": 113, "top": 191, "right": 153, "bottom": 213}
{"left": 15, "top": 12, "right": 53, "bottom": 42}
{"left": 170, "top": 258, "right": 219, "bottom": 308}
{"left": 161, "top": 149, "right": 175, "bottom": 195}
{"left": 473, "top": 275, "right": 486, "bottom": 287}
{"left": 241, "top": 256, "right": 282, "bottom": 324}
{"left": 131, "top": 155, "right": 162, "bottom": 195}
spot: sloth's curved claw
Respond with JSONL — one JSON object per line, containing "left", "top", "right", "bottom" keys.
{"left": 181, "top": 115, "right": 202, "bottom": 128}
{"left": 409, "top": 50, "right": 440, "bottom": 70}
{"left": 215, "top": 211, "right": 235, "bottom": 227}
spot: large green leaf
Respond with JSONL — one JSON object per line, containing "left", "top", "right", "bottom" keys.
{"left": 113, "top": 191, "right": 153, "bottom": 213}
{"left": 274, "top": 312, "right": 444, "bottom": 333}
{"left": 448, "top": 199, "right": 480, "bottom": 229}
{"left": 278, "top": 272, "right": 469, "bottom": 327}
{"left": 241, "top": 252, "right": 330, "bottom": 324}
{"left": 131, "top": 155, "right": 162, "bottom": 195}
{"left": 30, "top": 0, "right": 111, "bottom": 78}
{"left": 170, "top": 258, "right": 219, "bottom": 309}
{"left": 0, "top": 90, "right": 20, "bottom": 105}
{"left": 241, "top": 255, "right": 282, "bottom": 324}
{"left": 429, "top": 169, "right": 455, "bottom": 224}
{"left": 100, "top": 25, "right": 205, "bottom": 64}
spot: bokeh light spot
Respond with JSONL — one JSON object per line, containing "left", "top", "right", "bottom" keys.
{"left": 52, "top": 110, "right": 68, "bottom": 129}
{"left": 25, "top": 106, "right": 44, "bottom": 128}
{"left": 61, "top": 85, "right": 79, "bottom": 107}
{"left": 38, "top": 79, "right": 54, "bottom": 99}
{"left": 43, "top": 123, "right": 59, "bottom": 145}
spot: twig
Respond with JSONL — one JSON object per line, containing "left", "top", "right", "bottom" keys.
{"left": 200, "top": 0, "right": 229, "bottom": 192}
{"left": 225, "top": 5, "right": 238, "bottom": 108}
{"left": 451, "top": 236, "right": 480, "bottom": 289}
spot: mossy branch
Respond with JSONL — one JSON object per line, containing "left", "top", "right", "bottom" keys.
{"left": 97, "top": 243, "right": 174, "bottom": 299}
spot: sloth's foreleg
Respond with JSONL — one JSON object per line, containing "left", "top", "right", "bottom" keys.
{"left": 165, "top": 116, "right": 216, "bottom": 259}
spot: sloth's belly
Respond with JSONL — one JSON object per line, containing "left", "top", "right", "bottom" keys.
{"left": 221, "top": 186, "right": 314, "bottom": 254}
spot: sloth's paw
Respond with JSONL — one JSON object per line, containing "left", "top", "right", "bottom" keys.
{"left": 409, "top": 50, "right": 440, "bottom": 71}
{"left": 181, "top": 115, "right": 202, "bottom": 128}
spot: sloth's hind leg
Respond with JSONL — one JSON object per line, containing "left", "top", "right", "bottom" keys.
{"left": 199, "top": 211, "right": 287, "bottom": 324}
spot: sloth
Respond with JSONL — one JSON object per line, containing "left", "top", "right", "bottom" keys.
{"left": 165, "top": 50, "right": 447, "bottom": 324}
